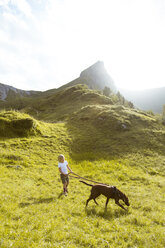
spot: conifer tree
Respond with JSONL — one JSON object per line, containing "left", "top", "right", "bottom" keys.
{"left": 103, "top": 86, "right": 111, "bottom": 97}
{"left": 162, "top": 105, "right": 165, "bottom": 124}
{"left": 128, "top": 101, "right": 134, "bottom": 108}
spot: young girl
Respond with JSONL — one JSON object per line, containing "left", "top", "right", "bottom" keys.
{"left": 58, "top": 154, "right": 72, "bottom": 195}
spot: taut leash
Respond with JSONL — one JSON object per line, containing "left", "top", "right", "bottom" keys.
{"left": 69, "top": 171, "right": 109, "bottom": 186}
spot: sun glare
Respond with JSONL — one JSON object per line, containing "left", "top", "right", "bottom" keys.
{"left": 0, "top": 0, "right": 165, "bottom": 91}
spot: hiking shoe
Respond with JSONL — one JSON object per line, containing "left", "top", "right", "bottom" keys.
{"left": 63, "top": 189, "right": 67, "bottom": 196}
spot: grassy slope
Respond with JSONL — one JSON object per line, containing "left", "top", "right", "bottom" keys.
{"left": 67, "top": 105, "right": 165, "bottom": 170}
{"left": 0, "top": 85, "right": 113, "bottom": 122}
{"left": 0, "top": 111, "right": 42, "bottom": 137}
{"left": 0, "top": 109, "right": 165, "bottom": 247}
{"left": 29, "top": 85, "right": 113, "bottom": 121}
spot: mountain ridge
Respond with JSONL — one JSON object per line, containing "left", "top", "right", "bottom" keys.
{"left": 0, "top": 61, "right": 165, "bottom": 113}
{"left": 0, "top": 61, "right": 116, "bottom": 102}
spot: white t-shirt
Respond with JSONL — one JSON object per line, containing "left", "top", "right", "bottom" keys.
{"left": 58, "top": 161, "right": 68, "bottom": 174}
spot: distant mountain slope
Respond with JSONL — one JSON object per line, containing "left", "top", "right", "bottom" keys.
{"left": 0, "top": 82, "right": 40, "bottom": 101}
{"left": 120, "top": 87, "right": 165, "bottom": 113}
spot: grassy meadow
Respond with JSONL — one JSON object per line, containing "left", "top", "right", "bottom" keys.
{"left": 0, "top": 109, "right": 165, "bottom": 247}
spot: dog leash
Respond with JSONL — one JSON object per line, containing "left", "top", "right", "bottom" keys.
{"left": 69, "top": 171, "right": 109, "bottom": 186}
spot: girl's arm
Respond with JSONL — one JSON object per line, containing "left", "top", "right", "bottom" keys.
{"left": 67, "top": 164, "right": 73, "bottom": 173}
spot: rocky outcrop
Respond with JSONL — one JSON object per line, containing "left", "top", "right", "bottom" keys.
{"left": 80, "top": 61, "right": 116, "bottom": 92}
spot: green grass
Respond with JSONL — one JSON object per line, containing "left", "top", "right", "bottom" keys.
{"left": 0, "top": 111, "right": 42, "bottom": 137}
{"left": 0, "top": 110, "right": 164, "bottom": 247}
{"left": 0, "top": 85, "right": 113, "bottom": 122}
{"left": 67, "top": 104, "right": 165, "bottom": 160}
{"left": 0, "top": 153, "right": 164, "bottom": 247}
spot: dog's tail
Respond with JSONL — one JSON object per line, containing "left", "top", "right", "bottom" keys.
{"left": 79, "top": 180, "right": 93, "bottom": 187}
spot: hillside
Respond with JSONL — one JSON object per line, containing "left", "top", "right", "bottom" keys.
{"left": 120, "top": 87, "right": 165, "bottom": 113}
{"left": 0, "top": 84, "right": 115, "bottom": 121}
{"left": 0, "top": 108, "right": 165, "bottom": 247}
{"left": 0, "top": 83, "right": 165, "bottom": 163}
{"left": 68, "top": 104, "right": 165, "bottom": 164}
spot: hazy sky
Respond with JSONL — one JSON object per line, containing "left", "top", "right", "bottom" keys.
{"left": 0, "top": 0, "right": 165, "bottom": 91}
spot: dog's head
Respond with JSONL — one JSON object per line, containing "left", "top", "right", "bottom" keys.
{"left": 116, "top": 189, "right": 130, "bottom": 207}
{"left": 118, "top": 191, "right": 130, "bottom": 206}
{"left": 123, "top": 195, "right": 130, "bottom": 206}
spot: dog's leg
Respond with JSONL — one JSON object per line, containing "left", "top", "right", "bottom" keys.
{"left": 94, "top": 198, "right": 99, "bottom": 205}
{"left": 86, "top": 188, "right": 101, "bottom": 207}
{"left": 105, "top": 197, "right": 110, "bottom": 209}
{"left": 86, "top": 197, "right": 92, "bottom": 207}
{"left": 86, "top": 196, "right": 99, "bottom": 206}
{"left": 115, "top": 200, "right": 126, "bottom": 210}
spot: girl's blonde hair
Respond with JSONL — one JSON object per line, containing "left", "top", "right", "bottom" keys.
{"left": 58, "top": 154, "right": 65, "bottom": 162}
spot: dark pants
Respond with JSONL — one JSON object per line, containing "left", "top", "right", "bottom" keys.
{"left": 60, "top": 174, "right": 69, "bottom": 184}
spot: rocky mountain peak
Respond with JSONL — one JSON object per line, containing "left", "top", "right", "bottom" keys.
{"left": 80, "top": 61, "right": 116, "bottom": 92}
{"left": 80, "top": 61, "right": 104, "bottom": 77}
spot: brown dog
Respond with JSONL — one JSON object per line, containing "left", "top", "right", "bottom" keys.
{"left": 80, "top": 181, "right": 130, "bottom": 210}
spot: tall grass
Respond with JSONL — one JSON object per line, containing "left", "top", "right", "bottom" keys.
{"left": 0, "top": 130, "right": 164, "bottom": 247}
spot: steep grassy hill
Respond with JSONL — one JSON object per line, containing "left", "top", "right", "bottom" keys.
{"left": 67, "top": 104, "right": 165, "bottom": 174}
{"left": 0, "top": 85, "right": 114, "bottom": 121}
{"left": 0, "top": 107, "right": 165, "bottom": 247}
